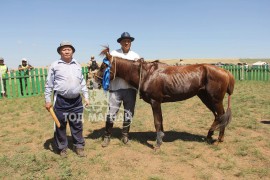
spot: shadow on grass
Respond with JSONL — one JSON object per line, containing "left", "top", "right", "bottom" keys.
{"left": 86, "top": 127, "right": 205, "bottom": 149}
{"left": 261, "top": 120, "right": 270, "bottom": 124}
{"left": 43, "top": 136, "right": 75, "bottom": 154}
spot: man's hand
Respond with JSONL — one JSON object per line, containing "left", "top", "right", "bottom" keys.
{"left": 45, "top": 102, "right": 52, "bottom": 111}
{"left": 84, "top": 99, "right": 90, "bottom": 107}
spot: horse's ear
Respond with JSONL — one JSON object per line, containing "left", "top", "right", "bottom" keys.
{"left": 106, "top": 52, "right": 113, "bottom": 63}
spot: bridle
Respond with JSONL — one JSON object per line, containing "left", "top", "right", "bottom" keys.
{"left": 94, "top": 56, "right": 143, "bottom": 93}
{"left": 94, "top": 56, "right": 116, "bottom": 81}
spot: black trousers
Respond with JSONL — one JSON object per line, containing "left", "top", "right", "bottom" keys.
{"left": 54, "top": 94, "right": 85, "bottom": 150}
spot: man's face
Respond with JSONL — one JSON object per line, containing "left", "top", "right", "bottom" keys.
{"left": 22, "top": 61, "right": 27, "bottom": 66}
{"left": 0, "top": 60, "right": 3, "bottom": 65}
{"left": 60, "top": 46, "right": 73, "bottom": 60}
{"left": 120, "top": 39, "right": 131, "bottom": 53}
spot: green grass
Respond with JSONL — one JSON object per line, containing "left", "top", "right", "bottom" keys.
{"left": 0, "top": 81, "right": 270, "bottom": 179}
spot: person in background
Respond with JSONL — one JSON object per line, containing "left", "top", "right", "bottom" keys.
{"left": 101, "top": 32, "right": 140, "bottom": 147}
{"left": 18, "top": 58, "right": 34, "bottom": 95}
{"left": 86, "top": 55, "right": 99, "bottom": 89}
{"left": 0, "top": 57, "right": 8, "bottom": 97}
{"left": 44, "top": 41, "right": 89, "bottom": 157}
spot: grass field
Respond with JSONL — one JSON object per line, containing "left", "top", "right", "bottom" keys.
{"left": 0, "top": 81, "right": 270, "bottom": 179}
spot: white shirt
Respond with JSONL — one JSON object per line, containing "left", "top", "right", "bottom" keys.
{"left": 110, "top": 49, "right": 140, "bottom": 91}
{"left": 44, "top": 59, "right": 89, "bottom": 103}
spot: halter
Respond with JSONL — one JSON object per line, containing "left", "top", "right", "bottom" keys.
{"left": 93, "top": 56, "right": 116, "bottom": 81}
{"left": 95, "top": 57, "right": 143, "bottom": 93}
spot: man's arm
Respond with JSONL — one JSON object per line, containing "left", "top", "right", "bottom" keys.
{"left": 80, "top": 70, "right": 89, "bottom": 106}
{"left": 18, "top": 65, "right": 23, "bottom": 71}
{"left": 44, "top": 65, "right": 54, "bottom": 111}
{"left": 28, "top": 64, "right": 34, "bottom": 69}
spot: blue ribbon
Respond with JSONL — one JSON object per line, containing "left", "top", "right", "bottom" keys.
{"left": 102, "top": 58, "right": 111, "bottom": 91}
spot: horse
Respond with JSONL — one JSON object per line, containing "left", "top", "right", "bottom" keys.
{"left": 95, "top": 46, "right": 235, "bottom": 148}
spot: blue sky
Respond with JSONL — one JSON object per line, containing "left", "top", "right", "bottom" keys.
{"left": 1, "top": 0, "right": 269, "bottom": 69}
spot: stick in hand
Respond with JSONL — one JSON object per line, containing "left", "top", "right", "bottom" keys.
{"left": 49, "top": 107, "right": 61, "bottom": 128}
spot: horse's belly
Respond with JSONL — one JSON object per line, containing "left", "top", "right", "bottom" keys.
{"left": 162, "top": 93, "right": 196, "bottom": 103}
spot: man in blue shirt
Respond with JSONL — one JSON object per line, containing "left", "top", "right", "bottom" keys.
{"left": 45, "top": 41, "right": 89, "bottom": 157}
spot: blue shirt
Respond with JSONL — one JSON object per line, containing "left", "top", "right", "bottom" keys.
{"left": 44, "top": 59, "right": 89, "bottom": 103}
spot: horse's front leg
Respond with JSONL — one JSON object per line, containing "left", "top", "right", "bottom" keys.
{"left": 151, "top": 100, "right": 164, "bottom": 148}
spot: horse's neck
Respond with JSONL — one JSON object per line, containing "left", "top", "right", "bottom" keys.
{"left": 115, "top": 59, "right": 139, "bottom": 87}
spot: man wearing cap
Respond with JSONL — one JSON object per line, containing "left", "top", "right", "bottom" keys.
{"left": 86, "top": 56, "right": 99, "bottom": 89}
{"left": 101, "top": 32, "right": 140, "bottom": 147}
{"left": 18, "top": 58, "right": 34, "bottom": 96}
{"left": 0, "top": 57, "right": 8, "bottom": 97}
{"left": 44, "top": 41, "right": 89, "bottom": 157}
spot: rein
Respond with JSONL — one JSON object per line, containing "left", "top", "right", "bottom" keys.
{"left": 137, "top": 62, "right": 143, "bottom": 94}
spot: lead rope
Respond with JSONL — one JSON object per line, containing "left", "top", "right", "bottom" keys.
{"left": 113, "top": 57, "right": 116, "bottom": 80}
{"left": 137, "top": 63, "right": 143, "bottom": 95}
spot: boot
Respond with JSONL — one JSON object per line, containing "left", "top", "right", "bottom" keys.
{"left": 101, "top": 121, "right": 113, "bottom": 147}
{"left": 74, "top": 147, "right": 86, "bottom": 157}
{"left": 121, "top": 133, "right": 129, "bottom": 144}
{"left": 59, "top": 148, "right": 68, "bottom": 158}
{"left": 101, "top": 135, "right": 111, "bottom": 147}
{"left": 122, "top": 121, "right": 131, "bottom": 144}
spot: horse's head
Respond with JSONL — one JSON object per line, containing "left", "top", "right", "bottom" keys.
{"left": 94, "top": 46, "right": 116, "bottom": 89}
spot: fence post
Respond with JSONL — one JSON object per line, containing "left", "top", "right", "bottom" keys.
{"left": 241, "top": 65, "right": 244, "bottom": 80}
{"left": 16, "top": 71, "right": 22, "bottom": 97}
{"left": 35, "top": 68, "right": 41, "bottom": 94}
{"left": 31, "top": 69, "right": 36, "bottom": 95}
{"left": 10, "top": 71, "right": 16, "bottom": 98}
{"left": 5, "top": 74, "right": 11, "bottom": 98}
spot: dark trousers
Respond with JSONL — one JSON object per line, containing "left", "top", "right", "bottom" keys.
{"left": 105, "top": 88, "right": 137, "bottom": 136}
{"left": 2, "top": 79, "right": 7, "bottom": 92}
{"left": 19, "top": 78, "right": 28, "bottom": 95}
{"left": 54, "top": 94, "right": 85, "bottom": 150}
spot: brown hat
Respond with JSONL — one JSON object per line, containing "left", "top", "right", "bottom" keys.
{"left": 57, "top": 41, "right": 76, "bottom": 54}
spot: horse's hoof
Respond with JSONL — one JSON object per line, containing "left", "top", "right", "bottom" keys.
{"left": 206, "top": 137, "right": 216, "bottom": 144}
{"left": 154, "top": 145, "right": 161, "bottom": 151}
{"left": 212, "top": 140, "right": 220, "bottom": 145}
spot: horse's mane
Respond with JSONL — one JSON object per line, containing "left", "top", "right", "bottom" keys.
{"left": 99, "top": 45, "right": 110, "bottom": 56}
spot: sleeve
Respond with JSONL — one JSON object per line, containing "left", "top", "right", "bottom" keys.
{"left": 80, "top": 68, "right": 89, "bottom": 100}
{"left": 44, "top": 64, "right": 55, "bottom": 103}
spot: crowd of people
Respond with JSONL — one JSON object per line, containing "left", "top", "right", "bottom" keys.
{"left": 0, "top": 57, "right": 34, "bottom": 97}
{"left": 0, "top": 49, "right": 100, "bottom": 97}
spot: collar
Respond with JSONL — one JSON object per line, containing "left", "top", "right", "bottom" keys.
{"left": 58, "top": 58, "right": 77, "bottom": 64}
{"left": 120, "top": 48, "right": 130, "bottom": 54}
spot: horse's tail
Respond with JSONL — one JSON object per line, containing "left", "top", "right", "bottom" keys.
{"left": 217, "top": 71, "right": 235, "bottom": 129}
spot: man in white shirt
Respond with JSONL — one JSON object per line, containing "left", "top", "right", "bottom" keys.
{"left": 102, "top": 32, "right": 140, "bottom": 147}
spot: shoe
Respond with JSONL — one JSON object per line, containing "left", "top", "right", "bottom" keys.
{"left": 74, "top": 147, "right": 86, "bottom": 157}
{"left": 101, "top": 136, "right": 110, "bottom": 147}
{"left": 121, "top": 134, "right": 129, "bottom": 144}
{"left": 60, "top": 149, "right": 68, "bottom": 158}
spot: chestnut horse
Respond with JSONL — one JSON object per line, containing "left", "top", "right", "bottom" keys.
{"left": 95, "top": 46, "right": 235, "bottom": 148}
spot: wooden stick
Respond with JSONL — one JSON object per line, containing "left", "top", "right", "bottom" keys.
{"left": 49, "top": 107, "right": 61, "bottom": 128}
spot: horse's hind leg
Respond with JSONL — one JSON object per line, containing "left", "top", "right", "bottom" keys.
{"left": 216, "top": 103, "right": 227, "bottom": 142}
{"left": 198, "top": 91, "right": 221, "bottom": 143}
{"left": 213, "top": 102, "right": 226, "bottom": 143}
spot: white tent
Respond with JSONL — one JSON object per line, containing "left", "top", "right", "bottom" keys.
{"left": 252, "top": 61, "right": 268, "bottom": 68}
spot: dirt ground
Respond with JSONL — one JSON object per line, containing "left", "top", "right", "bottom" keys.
{"left": 0, "top": 81, "right": 270, "bottom": 179}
